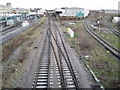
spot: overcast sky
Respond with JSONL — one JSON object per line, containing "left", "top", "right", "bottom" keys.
{"left": 0, "top": 0, "right": 119, "bottom": 10}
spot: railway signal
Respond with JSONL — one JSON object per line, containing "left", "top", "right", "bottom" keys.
{"left": 97, "top": 19, "right": 101, "bottom": 33}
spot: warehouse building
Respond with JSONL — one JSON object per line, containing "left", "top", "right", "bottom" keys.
{"left": 59, "top": 7, "right": 89, "bottom": 17}
{"left": 55, "top": 7, "right": 89, "bottom": 20}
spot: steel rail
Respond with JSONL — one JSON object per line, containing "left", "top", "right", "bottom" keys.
{"left": 50, "top": 41, "right": 67, "bottom": 89}
{"left": 106, "top": 25, "right": 120, "bottom": 37}
{"left": 84, "top": 20, "right": 120, "bottom": 59}
{"left": 54, "top": 21, "right": 80, "bottom": 89}
{"left": 33, "top": 17, "right": 51, "bottom": 88}
{"left": 50, "top": 18, "right": 80, "bottom": 89}
{"left": 50, "top": 17, "right": 67, "bottom": 88}
{"left": 33, "top": 16, "right": 81, "bottom": 89}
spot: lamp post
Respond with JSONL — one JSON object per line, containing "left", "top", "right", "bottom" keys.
{"left": 97, "top": 19, "right": 101, "bottom": 33}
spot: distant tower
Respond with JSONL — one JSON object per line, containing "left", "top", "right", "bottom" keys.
{"left": 6, "top": 3, "right": 12, "bottom": 7}
{"left": 6, "top": 3, "right": 12, "bottom": 14}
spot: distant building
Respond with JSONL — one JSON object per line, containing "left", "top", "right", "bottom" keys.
{"left": 37, "top": 9, "right": 46, "bottom": 15}
{"left": 104, "top": 10, "right": 118, "bottom": 14}
{"left": 89, "top": 10, "right": 99, "bottom": 15}
{"left": 58, "top": 7, "right": 89, "bottom": 17}
{"left": 112, "top": 17, "right": 120, "bottom": 23}
{"left": 12, "top": 8, "right": 31, "bottom": 14}
{"left": 0, "top": 3, "right": 12, "bottom": 14}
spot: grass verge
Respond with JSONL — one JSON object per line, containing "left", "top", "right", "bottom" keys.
{"left": 60, "top": 21, "right": 119, "bottom": 88}
{"left": 2, "top": 17, "right": 46, "bottom": 88}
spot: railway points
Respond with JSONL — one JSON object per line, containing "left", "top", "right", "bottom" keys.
{"left": 33, "top": 16, "right": 81, "bottom": 89}
{"left": 1, "top": 7, "right": 119, "bottom": 89}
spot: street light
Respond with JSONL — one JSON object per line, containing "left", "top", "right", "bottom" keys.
{"left": 97, "top": 19, "right": 101, "bottom": 33}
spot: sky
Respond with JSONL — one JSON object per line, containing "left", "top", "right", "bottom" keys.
{"left": 0, "top": 0, "right": 119, "bottom": 10}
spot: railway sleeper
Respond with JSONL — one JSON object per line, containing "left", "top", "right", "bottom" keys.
{"left": 67, "top": 84, "right": 76, "bottom": 88}
{"left": 66, "top": 78, "right": 73, "bottom": 82}
{"left": 67, "top": 82, "right": 74, "bottom": 85}
{"left": 64, "top": 76, "right": 72, "bottom": 78}
{"left": 36, "top": 86, "right": 47, "bottom": 88}
{"left": 39, "top": 69, "right": 48, "bottom": 71}
{"left": 35, "top": 79, "right": 48, "bottom": 82}
{"left": 40, "top": 66, "right": 48, "bottom": 69}
{"left": 40, "top": 65, "right": 49, "bottom": 67}
{"left": 38, "top": 71, "right": 48, "bottom": 74}
{"left": 36, "top": 82, "right": 47, "bottom": 85}
{"left": 37, "top": 76, "right": 48, "bottom": 79}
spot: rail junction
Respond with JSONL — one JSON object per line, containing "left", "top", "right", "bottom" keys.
{"left": 1, "top": 6, "right": 119, "bottom": 89}
{"left": 32, "top": 16, "right": 81, "bottom": 89}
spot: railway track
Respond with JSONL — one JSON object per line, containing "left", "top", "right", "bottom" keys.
{"left": 102, "top": 18, "right": 120, "bottom": 37}
{"left": 106, "top": 25, "right": 120, "bottom": 37}
{"left": 1, "top": 23, "right": 22, "bottom": 35}
{"left": 84, "top": 20, "right": 120, "bottom": 59}
{"left": 32, "top": 16, "right": 80, "bottom": 89}
{"left": 0, "top": 19, "right": 39, "bottom": 44}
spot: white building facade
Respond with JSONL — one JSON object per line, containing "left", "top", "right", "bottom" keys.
{"left": 59, "top": 7, "right": 89, "bottom": 17}
{"left": 0, "top": 3, "right": 12, "bottom": 14}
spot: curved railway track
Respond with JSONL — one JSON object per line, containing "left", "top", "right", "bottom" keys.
{"left": 84, "top": 20, "right": 120, "bottom": 59}
{"left": 106, "top": 25, "right": 120, "bottom": 37}
{"left": 32, "top": 16, "right": 80, "bottom": 89}
{"left": 103, "top": 18, "right": 120, "bottom": 37}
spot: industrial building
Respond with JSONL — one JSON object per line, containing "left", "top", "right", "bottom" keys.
{"left": 104, "top": 9, "right": 118, "bottom": 14}
{"left": 12, "top": 8, "right": 31, "bottom": 14}
{"left": 112, "top": 17, "right": 120, "bottom": 23}
{"left": 0, "top": 3, "right": 12, "bottom": 14}
{"left": 56, "top": 7, "right": 89, "bottom": 17}
{"left": 55, "top": 7, "right": 89, "bottom": 20}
